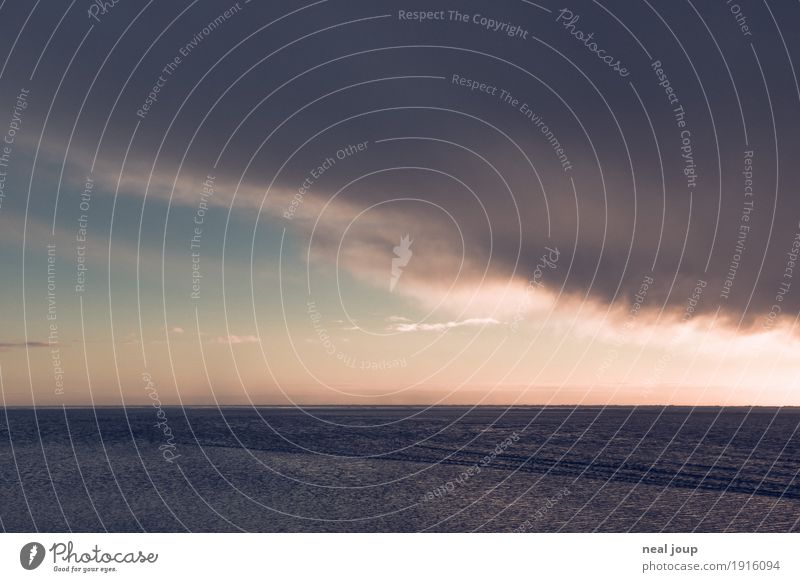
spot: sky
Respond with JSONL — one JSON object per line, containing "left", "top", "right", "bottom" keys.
{"left": 1, "top": 0, "right": 799, "bottom": 406}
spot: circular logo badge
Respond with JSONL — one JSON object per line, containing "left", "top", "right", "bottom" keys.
{"left": 20, "top": 542, "right": 46, "bottom": 570}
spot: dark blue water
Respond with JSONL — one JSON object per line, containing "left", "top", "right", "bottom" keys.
{"left": 1, "top": 406, "right": 799, "bottom": 532}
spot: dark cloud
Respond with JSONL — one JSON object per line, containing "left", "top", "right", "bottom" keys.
{"left": 2, "top": 0, "right": 799, "bottom": 331}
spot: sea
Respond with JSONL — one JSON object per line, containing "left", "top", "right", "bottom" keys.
{"left": 1, "top": 406, "right": 798, "bottom": 532}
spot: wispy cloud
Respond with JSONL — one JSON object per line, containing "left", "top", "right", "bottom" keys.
{"left": 389, "top": 317, "right": 502, "bottom": 333}
{"left": 386, "top": 315, "right": 412, "bottom": 322}
{"left": 211, "top": 334, "right": 260, "bottom": 344}
{"left": 0, "top": 341, "right": 49, "bottom": 351}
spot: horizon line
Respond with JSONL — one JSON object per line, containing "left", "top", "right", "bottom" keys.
{"left": 3, "top": 403, "right": 799, "bottom": 409}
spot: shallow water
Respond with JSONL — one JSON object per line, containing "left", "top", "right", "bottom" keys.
{"left": 1, "top": 406, "right": 798, "bottom": 531}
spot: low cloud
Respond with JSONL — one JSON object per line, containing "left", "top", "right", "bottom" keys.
{"left": 0, "top": 341, "right": 49, "bottom": 351}
{"left": 211, "top": 334, "right": 260, "bottom": 344}
{"left": 390, "top": 317, "right": 502, "bottom": 333}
